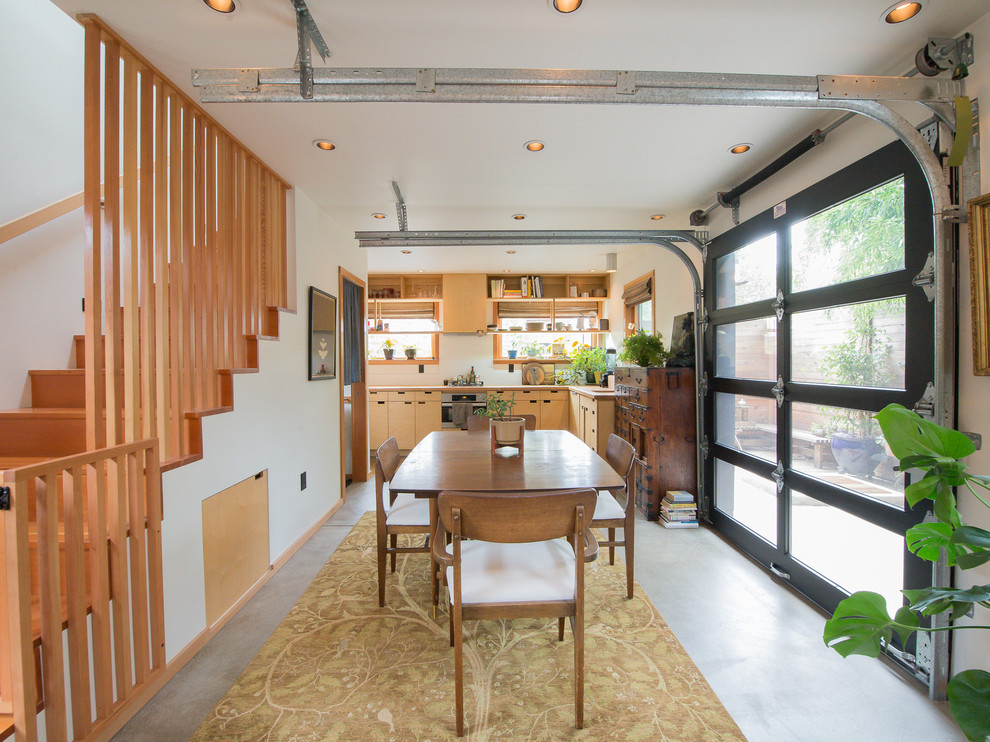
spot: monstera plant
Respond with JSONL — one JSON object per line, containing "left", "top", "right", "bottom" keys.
{"left": 822, "top": 404, "right": 990, "bottom": 742}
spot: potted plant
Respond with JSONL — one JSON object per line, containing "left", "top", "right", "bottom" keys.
{"left": 506, "top": 335, "right": 519, "bottom": 360}
{"left": 403, "top": 343, "right": 417, "bottom": 360}
{"left": 474, "top": 392, "right": 525, "bottom": 449}
{"left": 382, "top": 338, "right": 396, "bottom": 360}
{"left": 521, "top": 339, "right": 545, "bottom": 359}
{"left": 619, "top": 330, "right": 670, "bottom": 367}
{"left": 823, "top": 404, "right": 990, "bottom": 742}
{"left": 569, "top": 344, "right": 607, "bottom": 384}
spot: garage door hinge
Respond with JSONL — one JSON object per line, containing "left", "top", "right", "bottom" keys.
{"left": 700, "top": 436, "right": 710, "bottom": 460}
{"left": 616, "top": 70, "right": 637, "bottom": 95}
{"left": 941, "top": 206, "right": 965, "bottom": 223}
{"left": 771, "top": 290, "right": 785, "bottom": 321}
{"left": 699, "top": 372, "right": 709, "bottom": 396}
{"left": 913, "top": 382, "right": 936, "bottom": 418}
{"left": 701, "top": 311, "right": 710, "bottom": 333}
{"left": 771, "top": 376, "right": 785, "bottom": 407}
{"left": 771, "top": 461, "right": 785, "bottom": 493}
{"left": 912, "top": 252, "right": 936, "bottom": 302}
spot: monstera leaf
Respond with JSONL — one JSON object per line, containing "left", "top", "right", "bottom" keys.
{"left": 822, "top": 592, "right": 918, "bottom": 658}
{"left": 902, "top": 585, "right": 990, "bottom": 621}
{"left": 906, "top": 522, "right": 962, "bottom": 564}
{"left": 951, "top": 526, "right": 990, "bottom": 570}
{"left": 947, "top": 670, "right": 990, "bottom": 742}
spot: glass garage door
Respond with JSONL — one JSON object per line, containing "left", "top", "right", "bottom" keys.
{"left": 702, "top": 141, "right": 935, "bottom": 632}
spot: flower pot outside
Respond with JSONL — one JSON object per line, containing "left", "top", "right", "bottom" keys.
{"left": 490, "top": 417, "right": 525, "bottom": 447}
{"left": 383, "top": 348, "right": 394, "bottom": 360}
{"left": 404, "top": 349, "right": 417, "bottom": 360}
{"left": 829, "top": 433, "right": 884, "bottom": 476}
{"left": 507, "top": 350, "right": 518, "bottom": 359}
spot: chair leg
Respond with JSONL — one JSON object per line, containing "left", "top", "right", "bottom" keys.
{"left": 558, "top": 617, "right": 565, "bottom": 641}
{"left": 608, "top": 528, "right": 615, "bottom": 565}
{"left": 574, "top": 609, "right": 584, "bottom": 729}
{"left": 390, "top": 534, "right": 397, "bottom": 572}
{"left": 449, "top": 602, "right": 455, "bottom": 647}
{"left": 377, "top": 528, "right": 387, "bottom": 608}
{"left": 625, "top": 519, "right": 635, "bottom": 600}
{"left": 453, "top": 607, "right": 465, "bottom": 736}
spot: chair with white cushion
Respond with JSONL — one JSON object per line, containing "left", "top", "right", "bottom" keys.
{"left": 432, "top": 489, "right": 598, "bottom": 736}
{"left": 375, "top": 436, "right": 432, "bottom": 607}
{"left": 591, "top": 433, "right": 637, "bottom": 599}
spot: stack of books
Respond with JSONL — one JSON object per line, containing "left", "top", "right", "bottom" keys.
{"left": 660, "top": 490, "right": 698, "bottom": 529}
{"left": 490, "top": 278, "right": 505, "bottom": 298}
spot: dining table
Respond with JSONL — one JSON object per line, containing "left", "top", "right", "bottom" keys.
{"left": 389, "top": 429, "right": 625, "bottom": 605}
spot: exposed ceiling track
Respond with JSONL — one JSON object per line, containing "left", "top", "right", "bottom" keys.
{"left": 289, "top": 0, "right": 331, "bottom": 100}
{"left": 391, "top": 180, "right": 408, "bottom": 231}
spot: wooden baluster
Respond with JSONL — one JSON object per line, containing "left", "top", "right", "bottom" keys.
{"left": 193, "top": 113, "right": 206, "bottom": 411}
{"left": 127, "top": 452, "right": 150, "bottom": 683}
{"left": 204, "top": 123, "right": 218, "bottom": 408}
{"left": 64, "top": 468, "right": 93, "bottom": 738}
{"left": 167, "top": 90, "right": 183, "bottom": 458}
{"left": 233, "top": 148, "right": 245, "bottom": 368}
{"left": 140, "top": 67, "right": 158, "bottom": 444}
{"left": 154, "top": 80, "right": 171, "bottom": 460}
{"left": 145, "top": 444, "right": 166, "bottom": 669}
{"left": 86, "top": 460, "right": 113, "bottom": 718}
{"left": 104, "top": 35, "right": 123, "bottom": 449}
{"left": 108, "top": 454, "right": 133, "bottom": 699}
{"left": 181, "top": 103, "right": 195, "bottom": 431}
{"left": 122, "top": 53, "right": 140, "bottom": 443}
{"left": 36, "top": 474, "right": 68, "bottom": 741}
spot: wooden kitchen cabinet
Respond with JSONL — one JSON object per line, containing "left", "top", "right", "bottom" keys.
{"left": 414, "top": 391, "right": 442, "bottom": 444}
{"left": 442, "top": 273, "right": 488, "bottom": 333}
{"left": 540, "top": 389, "right": 569, "bottom": 430}
{"left": 516, "top": 389, "right": 542, "bottom": 428}
{"left": 569, "top": 390, "right": 614, "bottom": 454}
{"left": 370, "top": 392, "right": 390, "bottom": 450}
{"left": 569, "top": 390, "right": 581, "bottom": 437}
{"left": 387, "top": 391, "right": 417, "bottom": 449}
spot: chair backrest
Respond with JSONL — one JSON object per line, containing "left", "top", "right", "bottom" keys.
{"left": 466, "top": 413, "right": 537, "bottom": 432}
{"left": 375, "top": 437, "right": 400, "bottom": 512}
{"left": 604, "top": 434, "right": 636, "bottom": 485}
{"left": 437, "top": 489, "right": 596, "bottom": 543}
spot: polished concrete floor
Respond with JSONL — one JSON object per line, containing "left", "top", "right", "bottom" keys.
{"left": 113, "top": 478, "right": 964, "bottom": 742}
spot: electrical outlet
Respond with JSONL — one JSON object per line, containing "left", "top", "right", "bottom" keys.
{"left": 300, "top": 472, "right": 307, "bottom": 491}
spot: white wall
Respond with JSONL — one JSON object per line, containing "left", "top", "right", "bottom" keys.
{"left": 159, "top": 188, "right": 366, "bottom": 657}
{"left": 0, "top": 1, "right": 85, "bottom": 408}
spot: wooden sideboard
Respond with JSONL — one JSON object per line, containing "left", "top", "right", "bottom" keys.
{"left": 614, "top": 367, "right": 697, "bottom": 520}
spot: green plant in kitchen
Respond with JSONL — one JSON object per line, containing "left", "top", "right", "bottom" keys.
{"left": 473, "top": 392, "right": 517, "bottom": 421}
{"left": 381, "top": 338, "right": 397, "bottom": 360}
{"left": 403, "top": 342, "right": 418, "bottom": 360}
{"left": 520, "top": 339, "right": 545, "bottom": 358}
{"left": 382, "top": 339, "right": 397, "bottom": 349}
{"left": 619, "top": 330, "right": 670, "bottom": 367}
{"left": 569, "top": 344, "right": 607, "bottom": 382}
{"left": 822, "top": 404, "right": 990, "bottom": 742}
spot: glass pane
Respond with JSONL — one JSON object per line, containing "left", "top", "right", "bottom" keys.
{"left": 791, "top": 489, "right": 905, "bottom": 613}
{"left": 715, "top": 392, "right": 777, "bottom": 462}
{"left": 791, "top": 299, "right": 905, "bottom": 389}
{"left": 498, "top": 331, "right": 601, "bottom": 360}
{"left": 369, "top": 333, "right": 434, "bottom": 360}
{"left": 715, "top": 317, "right": 777, "bottom": 380}
{"left": 714, "top": 459, "right": 776, "bottom": 545}
{"left": 381, "top": 317, "right": 439, "bottom": 332}
{"left": 790, "top": 401, "right": 904, "bottom": 507}
{"left": 715, "top": 233, "right": 777, "bottom": 309}
{"left": 636, "top": 300, "right": 654, "bottom": 333}
{"left": 791, "top": 178, "right": 905, "bottom": 292}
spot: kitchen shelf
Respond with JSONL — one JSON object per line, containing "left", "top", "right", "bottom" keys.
{"left": 493, "top": 357, "right": 572, "bottom": 365}
{"left": 495, "top": 329, "right": 609, "bottom": 334}
{"left": 369, "top": 358, "right": 440, "bottom": 365}
{"left": 368, "top": 330, "right": 441, "bottom": 335}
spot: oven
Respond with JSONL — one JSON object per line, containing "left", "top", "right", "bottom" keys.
{"left": 441, "top": 392, "right": 487, "bottom": 429}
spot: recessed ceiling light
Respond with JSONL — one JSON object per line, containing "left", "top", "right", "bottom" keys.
{"left": 650, "top": 214, "right": 665, "bottom": 221}
{"left": 371, "top": 213, "right": 386, "bottom": 219}
{"left": 503, "top": 269, "right": 511, "bottom": 273}
{"left": 588, "top": 269, "right": 597, "bottom": 272}
{"left": 512, "top": 214, "right": 526, "bottom": 220}
{"left": 881, "top": 1, "right": 922, "bottom": 23}
{"left": 401, "top": 250, "right": 412, "bottom": 255}
{"left": 313, "top": 139, "right": 336, "bottom": 151}
{"left": 524, "top": 140, "right": 545, "bottom": 152}
{"left": 417, "top": 269, "right": 424, "bottom": 273}
{"left": 553, "top": 0, "right": 582, "bottom": 13}
{"left": 506, "top": 250, "right": 517, "bottom": 254}
{"left": 729, "top": 143, "right": 752, "bottom": 154}
{"left": 203, "top": 0, "right": 235, "bottom": 12}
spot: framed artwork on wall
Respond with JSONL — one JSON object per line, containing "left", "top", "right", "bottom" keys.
{"left": 309, "top": 286, "right": 337, "bottom": 380}
{"left": 969, "top": 192, "right": 990, "bottom": 375}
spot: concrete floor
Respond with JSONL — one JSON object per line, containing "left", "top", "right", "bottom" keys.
{"left": 113, "top": 478, "right": 964, "bottom": 742}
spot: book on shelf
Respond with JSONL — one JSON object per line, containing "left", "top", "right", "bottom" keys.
{"left": 665, "top": 490, "right": 695, "bottom": 503}
{"left": 661, "top": 500, "right": 697, "bottom": 510}
{"left": 490, "top": 278, "right": 505, "bottom": 298}
{"left": 660, "top": 517, "right": 699, "bottom": 529}
{"left": 660, "top": 509, "right": 697, "bottom": 522}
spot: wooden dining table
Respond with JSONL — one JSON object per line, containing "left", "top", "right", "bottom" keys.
{"left": 390, "top": 429, "right": 624, "bottom": 604}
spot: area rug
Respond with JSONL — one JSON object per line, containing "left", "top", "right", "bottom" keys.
{"left": 192, "top": 513, "right": 745, "bottom": 741}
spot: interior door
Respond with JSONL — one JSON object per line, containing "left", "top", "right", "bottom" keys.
{"left": 702, "top": 141, "right": 935, "bottom": 668}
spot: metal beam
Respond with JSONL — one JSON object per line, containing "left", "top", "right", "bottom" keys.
{"left": 355, "top": 229, "right": 705, "bottom": 250}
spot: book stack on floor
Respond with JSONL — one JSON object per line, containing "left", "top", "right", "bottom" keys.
{"left": 660, "top": 490, "right": 698, "bottom": 529}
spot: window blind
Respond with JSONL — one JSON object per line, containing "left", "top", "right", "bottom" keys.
{"left": 622, "top": 276, "right": 652, "bottom": 306}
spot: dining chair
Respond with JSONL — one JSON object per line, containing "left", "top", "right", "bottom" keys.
{"left": 433, "top": 489, "right": 598, "bottom": 736}
{"left": 465, "top": 413, "right": 537, "bottom": 431}
{"left": 591, "top": 434, "right": 637, "bottom": 599}
{"left": 375, "top": 436, "right": 432, "bottom": 607}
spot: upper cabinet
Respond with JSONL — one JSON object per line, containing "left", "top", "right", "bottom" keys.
{"left": 442, "top": 274, "right": 488, "bottom": 333}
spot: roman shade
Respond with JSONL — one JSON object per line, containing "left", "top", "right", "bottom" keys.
{"left": 622, "top": 275, "right": 652, "bottom": 306}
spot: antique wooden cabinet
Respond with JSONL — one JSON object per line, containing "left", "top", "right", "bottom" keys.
{"left": 614, "top": 367, "right": 697, "bottom": 520}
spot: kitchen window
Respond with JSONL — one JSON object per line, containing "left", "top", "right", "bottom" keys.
{"left": 368, "top": 300, "right": 441, "bottom": 364}
{"left": 623, "top": 271, "right": 654, "bottom": 336}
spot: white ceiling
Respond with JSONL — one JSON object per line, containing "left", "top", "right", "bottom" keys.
{"left": 48, "top": 0, "right": 989, "bottom": 272}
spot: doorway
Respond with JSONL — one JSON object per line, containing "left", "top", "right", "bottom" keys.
{"left": 339, "top": 268, "right": 369, "bottom": 490}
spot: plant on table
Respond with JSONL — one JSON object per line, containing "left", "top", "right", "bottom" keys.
{"left": 474, "top": 392, "right": 518, "bottom": 421}
{"left": 619, "top": 330, "right": 670, "bottom": 367}
{"left": 822, "top": 403, "right": 990, "bottom": 742}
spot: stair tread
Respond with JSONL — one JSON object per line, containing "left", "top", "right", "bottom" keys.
{"left": 0, "top": 408, "right": 86, "bottom": 419}
{"left": 28, "top": 369, "right": 84, "bottom": 377}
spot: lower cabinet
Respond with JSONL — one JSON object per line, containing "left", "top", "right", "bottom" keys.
{"left": 370, "top": 392, "right": 390, "bottom": 450}
{"left": 414, "top": 391, "right": 442, "bottom": 443}
{"left": 517, "top": 390, "right": 542, "bottom": 428}
{"left": 568, "top": 390, "right": 614, "bottom": 454}
{"left": 540, "top": 389, "right": 569, "bottom": 429}
{"left": 387, "top": 394, "right": 417, "bottom": 449}
{"left": 371, "top": 390, "right": 442, "bottom": 452}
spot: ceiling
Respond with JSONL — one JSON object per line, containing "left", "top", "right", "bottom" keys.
{"left": 49, "top": 0, "right": 989, "bottom": 273}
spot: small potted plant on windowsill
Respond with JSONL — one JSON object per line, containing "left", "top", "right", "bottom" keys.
{"left": 506, "top": 335, "right": 519, "bottom": 360}
{"left": 382, "top": 339, "right": 396, "bottom": 360}
{"left": 474, "top": 392, "right": 525, "bottom": 452}
{"left": 403, "top": 343, "right": 417, "bottom": 360}
{"left": 569, "top": 344, "right": 608, "bottom": 384}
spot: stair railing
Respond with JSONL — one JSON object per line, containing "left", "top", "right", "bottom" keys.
{"left": 81, "top": 14, "right": 290, "bottom": 465}
{"left": 1, "top": 439, "right": 164, "bottom": 742}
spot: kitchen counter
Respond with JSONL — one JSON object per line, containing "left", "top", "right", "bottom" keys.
{"left": 369, "top": 384, "right": 614, "bottom": 398}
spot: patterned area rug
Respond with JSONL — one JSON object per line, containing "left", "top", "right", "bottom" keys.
{"left": 192, "top": 513, "right": 745, "bottom": 741}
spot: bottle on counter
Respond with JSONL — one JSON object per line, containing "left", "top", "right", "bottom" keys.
{"left": 469, "top": 366, "right": 476, "bottom": 385}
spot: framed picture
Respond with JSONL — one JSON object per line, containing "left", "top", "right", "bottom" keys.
{"left": 969, "top": 192, "right": 990, "bottom": 375}
{"left": 309, "top": 286, "right": 337, "bottom": 380}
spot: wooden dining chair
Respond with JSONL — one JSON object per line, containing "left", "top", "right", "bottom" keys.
{"left": 375, "top": 437, "right": 432, "bottom": 607}
{"left": 433, "top": 489, "right": 598, "bottom": 736}
{"left": 465, "top": 413, "right": 537, "bottom": 431}
{"left": 591, "top": 434, "right": 637, "bottom": 599}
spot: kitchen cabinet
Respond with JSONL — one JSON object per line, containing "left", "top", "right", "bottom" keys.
{"left": 442, "top": 273, "right": 488, "bottom": 333}
{"left": 387, "top": 391, "right": 417, "bottom": 449}
{"left": 540, "top": 389, "right": 569, "bottom": 430}
{"left": 370, "top": 392, "right": 390, "bottom": 450}
{"left": 569, "top": 390, "right": 614, "bottom": 454}
{"left": 414, "top": 391, "right": 442, "bottom": 444}
{"left": 516, "top": 389, "right": 543, "bottom": 428}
